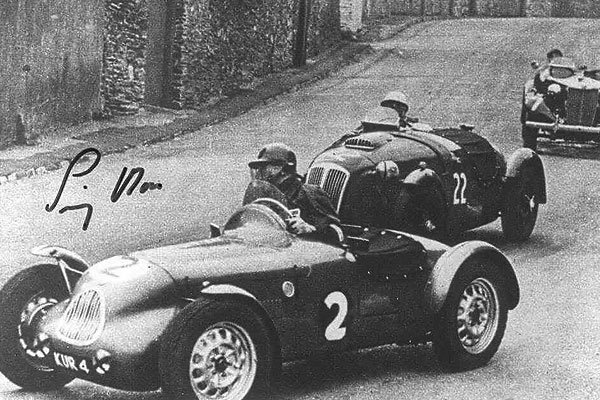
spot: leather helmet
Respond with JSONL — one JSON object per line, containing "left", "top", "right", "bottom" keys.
{"left": 248, "top": 142, "right": 297, "bottom": 173}
{"left": 380, "top": 91, "right": 409, "bottom": 112}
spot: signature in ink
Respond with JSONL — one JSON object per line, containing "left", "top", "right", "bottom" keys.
{"left": 45, "top": 147, "right": 163, "bottom": 230}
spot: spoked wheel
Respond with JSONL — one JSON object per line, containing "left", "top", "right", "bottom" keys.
{"left": 455, "top": 278, "right": 499, "bottom": 354}
{"left": 433, "top": 260, "right": 508, "bottom": 371}
{"left": 501, "top": 168, "right": 539, "bottom": 242}
{"left": 189, "top": 322, "right": 257, "bottom": 399}
{"left": 160, "top": 298, "right": 280, "bottom": 400}
{"left": 0, "top": 264, "right": 74, "bottom": 390}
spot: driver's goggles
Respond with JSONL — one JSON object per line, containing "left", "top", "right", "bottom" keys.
{"left": 250, "top": 163, "right": 283, "bottom": 180}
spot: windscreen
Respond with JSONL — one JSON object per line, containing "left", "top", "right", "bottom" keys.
{"left": 223, "top": 204, "right": 291, "bottom": 248}
{"left": 550, "top": 66, "right": 575, "bottom": 79}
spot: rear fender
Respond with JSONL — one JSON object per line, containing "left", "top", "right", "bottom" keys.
{"left": 424, "top": 241, "right": 520, "bottom": 314}
{"left": 30, "top": 245, "right": 89, "bottom": 294}
{"left": 505, "top": 148, "right": 547, "bottom": 203}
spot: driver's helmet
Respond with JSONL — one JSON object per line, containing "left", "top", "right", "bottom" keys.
{"left": 248, "top": 142, "right": 297, "bottom": 174}
{"left": 380, "top": 91, "right": 409, "bottom": 114}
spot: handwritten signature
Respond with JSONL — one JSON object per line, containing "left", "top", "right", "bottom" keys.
{"left": 45, "top": 148, "right": 163, "bottom": 230}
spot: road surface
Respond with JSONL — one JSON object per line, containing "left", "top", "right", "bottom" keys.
{"left": 1, "top": 17, "right": 599, "bottom": 400}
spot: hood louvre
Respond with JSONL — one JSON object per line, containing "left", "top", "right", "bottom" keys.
{"left": 345, "top": 137, "right": 375, "bottom": 150}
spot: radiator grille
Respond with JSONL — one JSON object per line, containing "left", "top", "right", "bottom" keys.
{"left": 306, "top": 164, "right": 350, "bottom": 212}
{"left": 566, "top": 88, "right": 599, "bottom": 126}
{"left": 58, "top": 289, "right": 105, "bottom": 346}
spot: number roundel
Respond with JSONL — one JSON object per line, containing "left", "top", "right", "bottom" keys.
{"left": 324, "top": 291, "right": 348, "bottom": 341}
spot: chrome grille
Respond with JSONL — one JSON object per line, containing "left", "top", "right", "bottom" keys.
{"left": 345, "top": 137, "right": 375, "bottom": 150}
{"left": 566, "top": 88, "right": 598, "bottom": 126}
{"left": 306, "top": 163, "right": 350, "bottom": 212}
{"left": 58, "top": 289, "right": 105, "bottom": 345}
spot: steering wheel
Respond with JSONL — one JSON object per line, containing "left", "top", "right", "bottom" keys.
{"left": 251, "top": 198, "right": 294, "bottom": 221}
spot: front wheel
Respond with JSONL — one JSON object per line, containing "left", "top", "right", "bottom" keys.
{"left": 522, "top": 123, "right": 538, "bottom": 151}
{"left": 0, "top": 264, "right": 74, "bottom": 390}
{"left": 501, "top": 169, "right": 539, "bottom": 242}
{"left": 432, "top": 259, "right": 508, "bottom": 371}
{"left": 159, "top": 298, "right": 281, "bottom": 400}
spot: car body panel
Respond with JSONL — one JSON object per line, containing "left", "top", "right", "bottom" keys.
{"left": 308, "top": 123, "right": 511, "bottom": 237}
{"left": 10, "top": 193, "right": 519, "bottom": 394}
{"left": 523, "top": 57, "right": 600, "bottom": 143}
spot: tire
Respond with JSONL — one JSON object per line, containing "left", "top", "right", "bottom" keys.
{"left": 0, "top": 264, "right": 74, "bottom": 390}
{"left": 522, "top": 123, "right": 538, "bottom": 151}
{"left": 159, "top": 297, "right": 281, "bottom": 400}
{"left": 432, "top": 259, "right": 508, "bottom": 371}
{"left": 501, "top": 168, "right": 539, "bottom": 242}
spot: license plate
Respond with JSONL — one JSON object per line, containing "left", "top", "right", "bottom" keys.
{"left": 52, "top": 351, "right": 92, "bottom": 374}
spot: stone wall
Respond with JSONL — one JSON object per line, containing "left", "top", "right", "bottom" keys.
{"left": 170, "top": 0, "right": 340, "bottom": 109}
{"left": 0, "top": 0, "right": 103, "bottom": 148}
{"left": 102, "top": 0, "right": 147, "bottom": 116}
{"left": 350, "top": 0, "right": 600, "bottom": 18}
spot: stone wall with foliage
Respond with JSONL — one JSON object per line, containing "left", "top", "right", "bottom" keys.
{"left": 171, "top": 0, "right": 340, "bottom": 109}
{"left": 307, "top": 0, "right": 342, "bottom": 58}
{"left": 102, "top": 0, "right": 147, "bottom": 115}
{"left": 359, "top": 0, "right": 600, "bottom": 18}
{"left": 0, "top": 0, "right": 103, "bottom": 148}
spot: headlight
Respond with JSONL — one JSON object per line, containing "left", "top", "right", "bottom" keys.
{"left": 376, "top": 160, "right": 399, "bottom": 180}
{"left": 547, "top": 83, "right": 562, "bottom": 95}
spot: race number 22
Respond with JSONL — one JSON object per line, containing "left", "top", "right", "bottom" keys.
{"left": 453, "top": 172, "right": 468, "bottom": 205}
{"left": 324, "top": 291, "right": 348, "bottom": 341}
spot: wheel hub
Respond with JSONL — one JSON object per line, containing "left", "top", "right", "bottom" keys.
{"left": 189, "top": 322, "right": 256, "bottom": 400}
{"left": 456, "top": 278, "right": 499, "bottom": 354}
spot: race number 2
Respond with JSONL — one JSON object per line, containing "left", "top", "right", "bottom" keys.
{"left": 324, "top": 291, "right": 348, "bottom": 341}
{"left": 453, "top": 172, "right": 468, "bottom": 205}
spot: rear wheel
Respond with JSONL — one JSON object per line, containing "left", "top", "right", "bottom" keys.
{"left": 501, "top": 168, "right": 539, "bottom": 242}
{"left": 0, "top": 264, "right": 74, "bottom": 390}
{"left": 432, "top": 259, "right": 508, "bottom": 371}
{"left": 160, "top": 298, "right": 280, "bottom": 400}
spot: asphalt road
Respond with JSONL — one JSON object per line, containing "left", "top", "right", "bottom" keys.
{"left": 1, "top": 17, "right": 600, "bottom": 400}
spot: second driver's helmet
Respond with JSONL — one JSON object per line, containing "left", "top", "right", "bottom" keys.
{"left": 248, "top": 142, "right": 297, "bottom": 174}
{"left": 380, "top": 91, "right": 409, "bottom": 114}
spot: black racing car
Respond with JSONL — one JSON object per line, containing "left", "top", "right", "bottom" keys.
{"left": 307, "top": 106, "right": 546, "bottom": 242}
{"left": 0, "top": 182, "right": 520, "bottom": 400}
{"left": 521, "top": 56, "right": 600, "bottom": 150}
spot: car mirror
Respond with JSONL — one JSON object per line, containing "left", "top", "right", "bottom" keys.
{"left": 407, "top": 116, "right": 419, "bottom": 123}
{"left": 531, "top": 60, "right": 540, "bottom": 69}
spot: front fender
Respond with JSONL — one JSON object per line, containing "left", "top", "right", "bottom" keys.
{"left": 505, "top": 148, "right": 547, "bottom": 204}
{"left": 199, "top": 284, "right": 281, "bottom": 360}
{"left": 424, "top": 241, "right": 520, "bottom": 315}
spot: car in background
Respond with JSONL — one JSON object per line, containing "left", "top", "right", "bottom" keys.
{"left": 307, "top": 105, "right": 546, "bottom": 242}
{"left": 0, "top": 182, "right": 520, "bottom": 400}
{"left": 521, "top": 56, "right": 600, "bottom": 150}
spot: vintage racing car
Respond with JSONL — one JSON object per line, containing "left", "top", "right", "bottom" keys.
{"left": 307, "top": 102, "right": 546, "bottom": 242}
{"left": 521, "top": 56, "right": 600, "bottom": 150}
{"left": 0, "top": 183, "right": 520, "bottom": 400}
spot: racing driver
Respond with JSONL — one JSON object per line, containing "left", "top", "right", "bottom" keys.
{"left": 248, "top": 142, "right": 340, "bottom": 236}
